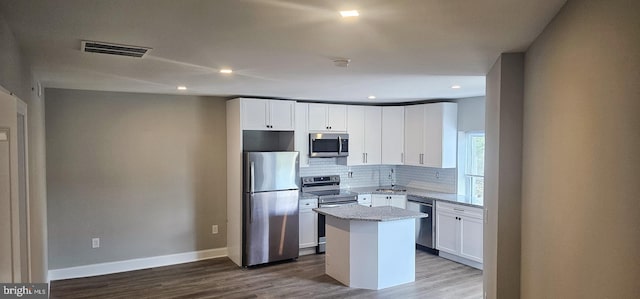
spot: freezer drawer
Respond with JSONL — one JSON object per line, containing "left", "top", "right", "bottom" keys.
{"left": 243, "top": 190, "right": 299, "bottom": 266}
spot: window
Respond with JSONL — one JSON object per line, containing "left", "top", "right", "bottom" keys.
{"left": 465, "top": 133, "right": 485, "bottom": 201}
{"left": 458, "top": 132, "right": 485, "bottom": 201}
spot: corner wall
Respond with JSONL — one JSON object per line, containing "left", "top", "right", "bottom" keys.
{"left": 45, "top": 89, "right": 227, "bottom": 269}
{"left": 0, "top": 12, "right": 48, "bottom": 283}
{"left": 521, "top": 0, "right": 640, "bottom": 297}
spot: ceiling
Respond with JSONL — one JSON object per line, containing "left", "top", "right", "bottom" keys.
{"left": 0, "top": 0, "right": 566, "bottom": 103}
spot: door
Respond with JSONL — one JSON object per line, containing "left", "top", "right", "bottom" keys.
{"left": 244, "top": 152, "right": 299, "bottom": 192}
{"left": 241, "top": 98, "right": 269, "bottom": 130}
{"left": 459, "top": 215, "right": 484, "bottom": 262}
{"left": 299, "top": 200, "right": 317, "bottom": 249}
{"left": 308, "top": 103, "right": 328, "bottom": 131}
{"left": 435, "top": 210, "right": 458, "bottom": 255}
{"left": 371, "top": 194, "right": 389, "bottom": 207}
{"left": 327, "top": 104, "right": 347, "bottom": 131}
{"left": 269, "top": 100, "right": 295, "bottom": 130}
{"left": 346, "top": 106, "right": 365, "bottom": 165}
{"left": 363, "top": 106, "right": 382, "bottom": 164}
{"left": 381, "top": 106, "right": 404, "bottom": 164}
{"left": 404, "top": 105, "right": 424, "bottom": 166}
{"left": 294, "top": 103, "right": 309, "bottom": 167}
{"left": 389, "top": 195, "right": 406, "bottom": 209}
{"left": 244, "top": 190, "right": 299, "bottom": 266}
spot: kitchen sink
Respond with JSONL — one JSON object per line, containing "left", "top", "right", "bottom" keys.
{"left": 375, "top": 188, "right": 407, "bottom": 193}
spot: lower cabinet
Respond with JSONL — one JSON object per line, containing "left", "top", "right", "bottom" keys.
{"left": 435, "top": 201, "right": 483, "bottom": 263}
{"left": 357, "top": 194, "right": 372, "bottom": 207}
{"left": 299, "top": 198, "right": 318, "bottom": 249}
{"left": 371, "top": 194, "right": 406, "bottom": 209}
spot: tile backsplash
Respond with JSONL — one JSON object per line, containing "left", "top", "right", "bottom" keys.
{"left": 300, "top": 158, "right": 456, "bottom": 193}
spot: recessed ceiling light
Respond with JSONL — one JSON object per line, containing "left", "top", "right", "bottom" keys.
{"left": 451, "top": 85, "right": 462, "bottom": 89}
{"left": 339, "top": 10, "right": 359, "bottom": 18}
{"left": 220, "top": 69, "right": 233, "bottom": 74}
{"left": 177, "top": 86, "right": 187, "bottom": 90}
{"left": 368, "top": 95, "right": 376, "bottom": 100}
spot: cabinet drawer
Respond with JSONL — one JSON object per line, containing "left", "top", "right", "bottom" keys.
{"left": 299, "top": 198, "right": 318, "bottom": 210}
{"left": 436, "top": 201, "right": 483, "bottom": 219}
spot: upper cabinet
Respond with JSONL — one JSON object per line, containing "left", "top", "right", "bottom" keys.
{"left": 308, "top": 103, "right": 347, "bottom": 132}
{"left": 404, "top": 102, "right": 457, "bottom": 168}
{"left": 347, "top": 105, "right": 381, "bottom": 165}
{"left": 381, "top": 106, "right": 405, "bottom": 165}
{"left": 241, "top": 98, "right": 295, "bottom": 131}
{"left": 294, "top": 102, "right": 310, "bottom": 167}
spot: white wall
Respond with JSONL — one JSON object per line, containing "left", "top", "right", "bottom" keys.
{"left": 520, "top": 0, "right": 640, "bottom": 297}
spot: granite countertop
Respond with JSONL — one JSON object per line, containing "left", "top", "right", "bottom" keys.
{"left": 346, "top": 186, "right": 483, "bottom": 208}
{"left": 299, "top": 192, "right": 319, "bottom": 200}
{"left": 313, "top": 205, "right": 427, "bottom": 222}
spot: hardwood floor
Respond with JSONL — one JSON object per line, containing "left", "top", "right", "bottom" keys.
{"left": 50, "top": 250, "right": 483, "bottom": 299}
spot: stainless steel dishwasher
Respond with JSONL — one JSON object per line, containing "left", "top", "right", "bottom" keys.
{"left": 406, "top": 195, "right": 436, "bottom": 251}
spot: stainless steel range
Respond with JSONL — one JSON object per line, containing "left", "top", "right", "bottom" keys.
{"left": 301, "top": 175, "right": 358, "bottom": 253}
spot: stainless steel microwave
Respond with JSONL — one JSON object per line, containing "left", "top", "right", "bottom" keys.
{"left": 309, "top": 133, "right": 349, "bottom": 157}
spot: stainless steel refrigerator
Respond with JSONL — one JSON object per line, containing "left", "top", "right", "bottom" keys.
{"left": 243, "top": 151, "right": 300, "bottom": 266}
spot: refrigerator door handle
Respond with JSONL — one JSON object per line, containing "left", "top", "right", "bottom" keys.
{"left": 250, "top": 161, "right": 255, "bottom": 194}
{"left": 249, "top": 196, "right": 253, "bottom": 223}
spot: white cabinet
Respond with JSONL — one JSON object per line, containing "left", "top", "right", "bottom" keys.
{"left": 371, "top": 194, "right": 406, "bottom": 209}
{"left": 241, "top": 98, "right": 295, "bottom": 131}
{"left": 299, "top": 198, "right": 318, "bottom": 248}
{"left": 308, "top": 103, "right": 347, "bottom": 132}
{"left": 294, "top": 102, "right": 310, "bottom": 167}
{"left": 404, "top": 102, "right": 457, "bottom": 168}
{"left": 435, "top": 201, "right": 483, "bottom": 263}
{"left": 381, "top": 106, "right": 405, "bottom": 165}
{"left": 347, "top": 106, "right": 381, "bottom": 165}
{"left": 357, "top": 194, "right": 372, "bottom": 207}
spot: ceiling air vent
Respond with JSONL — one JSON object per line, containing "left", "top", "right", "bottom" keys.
{"left": 81, "top": 40, "right": 151, "bottom": 58}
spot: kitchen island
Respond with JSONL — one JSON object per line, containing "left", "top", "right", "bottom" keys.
{"left": 313, "top": 205, "right": 427, "bottom": 290}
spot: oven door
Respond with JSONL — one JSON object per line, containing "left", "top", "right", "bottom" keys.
{"left": 317, "top": 201, "right": 357, "bottom": 253}
{"left": 309, "top": 133, "right": 349, "bottom": 157}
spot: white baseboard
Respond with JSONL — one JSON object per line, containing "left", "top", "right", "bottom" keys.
{"left": 48, "top": 247, "right": 227, "bottom": 281}
{"left": 299, "top": 247, "right": 317, "bottom": 256}
{"left": 439, "top": 251, "right": 483, "bottom": 270}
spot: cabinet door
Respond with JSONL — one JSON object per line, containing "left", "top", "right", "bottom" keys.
{"left": 347, "top": 105, "right": 365, "bottom": 166}
{"left": 423, "top": 103, "right": 457, "bottom": 168}
{"left": 299, "top": 210, "right": 318, "bottom": 248}
{"left": 294, "top": 103, "right": 309, "bottom": 167}
{"left": 371, "top": 194, "right": 389, "bottom": 207}
{"left": 459, "top": 215, "right": 483, "bottom": 263}
{"left": 357, "top": 194, "right": 372, "bottom": 207}
{"left": 404, "top": 105, "right": 424, "bottom": 166}
{"left": 389, "top": 195, "right": 406, "bottom": 209}
{"left": 435, "top": 210, "right": 459, "bottom": 255}
{"left": 327, "top": 104, "right": 347, "bottom": 131}
{"left": 308, "top": 103, "right": 328, "bottom": 131}
{"left": 241, "top": 98, "right": 269, "bottom": 130}
{"left": 269, "top": 100, "right": 295, "bottom": 130}
{"left": 363, "top": 106, "right": 382, "bottom": 164}
{"left": 381, "top": 106, "right": 405, "bottom": 164}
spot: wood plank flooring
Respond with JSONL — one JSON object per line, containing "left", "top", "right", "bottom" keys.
{"left": 50, "top": 250, "right": 482, "bottom": 299}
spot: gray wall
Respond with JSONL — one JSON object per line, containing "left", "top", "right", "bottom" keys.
{"left": 520, "top": 0, "right": 640, "bottom": 297}
{"left": 456, "top": 96, "right": 486, "bottom": 132}
{"left": 46, "top": 89, "right": 227, "bottom": 269}
{"left": 484, "top": 53, "right": 524, "bottom": 299}
{"left": 0, "top": 13, "right": 48, "bottom": 283}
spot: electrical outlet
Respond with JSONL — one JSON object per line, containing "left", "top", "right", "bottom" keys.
{"left": 92, "top": 238, "right": 100, "bottom": 248}
{"left": 211, "top": 225, "right": 218, "bottom": 234}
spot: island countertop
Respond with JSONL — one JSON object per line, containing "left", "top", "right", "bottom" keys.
{"left": 314, "top": 205, "right": 427, "bottom": 222}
